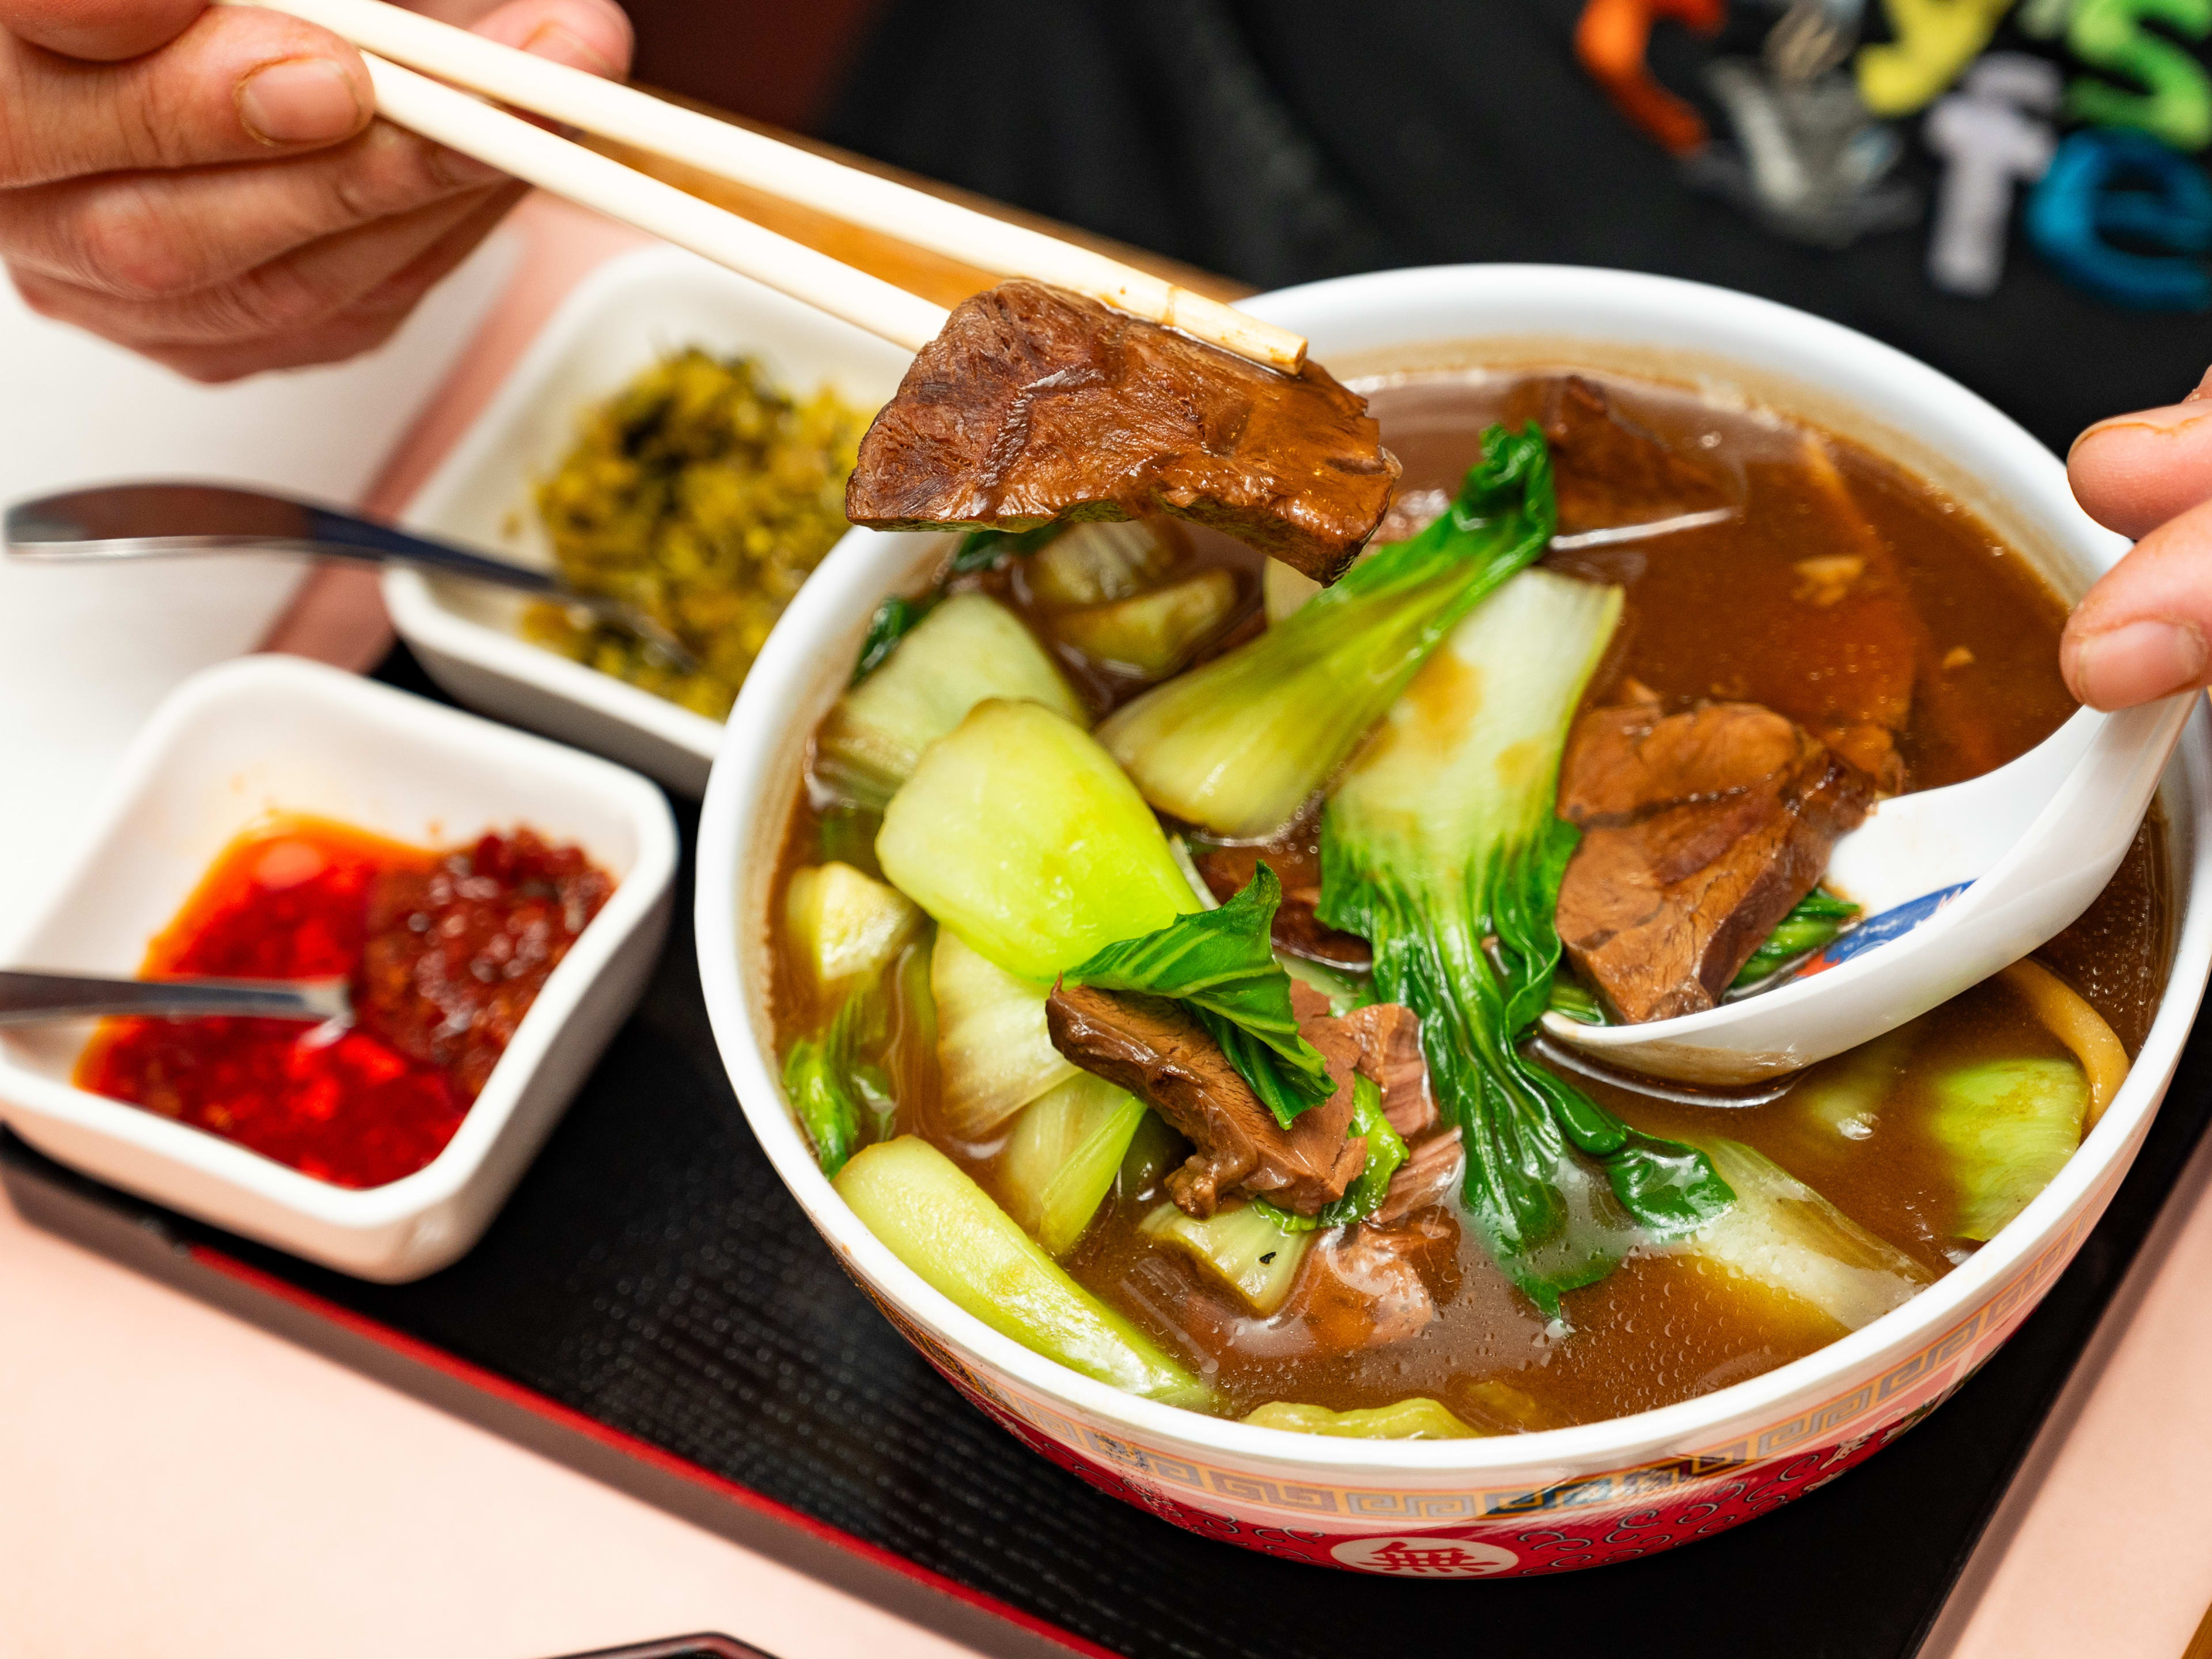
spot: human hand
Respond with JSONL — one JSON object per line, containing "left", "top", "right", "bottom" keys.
{"left": 2061, "top": 363, "right": 2212, "bottom": 709}
{"left": 0, "top": 0, "right": 630, "bottom": 381}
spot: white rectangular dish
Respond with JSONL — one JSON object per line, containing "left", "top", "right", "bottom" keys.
{"left": 0, "top": 654, "right": 677, "bottom": 1281}
{"left": 389, "top": 244, "right": 915, "bottom": 794}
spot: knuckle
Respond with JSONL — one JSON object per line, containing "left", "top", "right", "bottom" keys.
{"left": 68, "top": 187, "right": 203, "bottom": 299}
{"left": 325, "top": 127, "right": 454, "bottom": 222}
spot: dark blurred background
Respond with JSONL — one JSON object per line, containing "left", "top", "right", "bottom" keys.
{"left": 620, "top": 0, "right": 2212, "bottom": 457}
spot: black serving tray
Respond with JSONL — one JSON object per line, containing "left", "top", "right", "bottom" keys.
{"left": 9, "top": 641, "right": 2210, "bottom": 1659}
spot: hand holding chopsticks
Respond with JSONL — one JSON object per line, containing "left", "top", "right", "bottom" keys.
{"left": 231, "top": 0, "right": 1307, "bottom": 372}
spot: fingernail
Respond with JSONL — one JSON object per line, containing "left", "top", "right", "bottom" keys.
{"left": 522, "top": 20, "right": 620, "bottom": 76}
{"left": 237, "top": 58, "right": 365, "bottom": 146}
{"left": 2074, "top": 403, "right": 2212, "bottom": 459}
{"left": 2066, "top": 618, "right": 2209, "bottom": 709}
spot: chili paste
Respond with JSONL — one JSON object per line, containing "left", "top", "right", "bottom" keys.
{"left": 76, "top": 818, "right": 611, "bottom": 1190}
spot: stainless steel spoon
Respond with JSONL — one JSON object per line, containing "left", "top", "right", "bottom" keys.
{"left": 5, "top": 481, "right": 701, "bottom": 673}
{"left": 0, "top": 969, "right": 352, "bottom": 1027}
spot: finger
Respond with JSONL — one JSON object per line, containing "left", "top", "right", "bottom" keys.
{"left": 2068, "top": 366, "right": 2212, "bottom": 540}
{"left": 2061, "top": 494, "right": 2212, "bottom": 708}
{"left": 9, "top": 177, "right": 507, "bottom": 347}
{"left": 0, "top": 119, "right": 500, "bottom": 298}
{"left": 0, "top": 7, "right": 371, "bottom": 188}
{"left": 466, "top": 0, "right": 631, "bottom": 78}
{"left": 0, "top": 0, "right": 208, "bottom": 62}
{"left": 135, "top": 181, "right": 521, "bottom": 381}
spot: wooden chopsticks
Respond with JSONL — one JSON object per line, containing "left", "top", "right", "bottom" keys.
{"left": 234, "top": 0, "right": 1309, "bottom": 372}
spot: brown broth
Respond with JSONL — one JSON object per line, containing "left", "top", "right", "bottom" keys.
{"left": 771, "top": 368, "right": 2173, "bottom": 1431}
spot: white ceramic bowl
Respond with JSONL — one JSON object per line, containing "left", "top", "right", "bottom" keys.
{"left": 389, "top": 245, "right": 913, "bottom": 796}
{"left": 0, "top": 654, "right": 677, "bottom": 1281}
{"left": 695, "top": 265, "right": 2212, "bottom": 1575}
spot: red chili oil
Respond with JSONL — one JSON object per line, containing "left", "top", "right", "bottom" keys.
{"left": 75, "top": 817, "right": 612, "bottom": 1190}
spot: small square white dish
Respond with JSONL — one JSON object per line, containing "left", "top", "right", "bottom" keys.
{"left": 0, "top": 654, "right": 677, "bottom": 1282}
{"left": 388, "top": 244, "right": 915, "bottom": 795}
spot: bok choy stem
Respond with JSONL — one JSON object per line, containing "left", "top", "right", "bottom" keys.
{"left": 1320, "top": 566, "right": 1733, "bottom": 1316}
{"left": 1097, "top": 424, "right": 1562, "bottom": 840}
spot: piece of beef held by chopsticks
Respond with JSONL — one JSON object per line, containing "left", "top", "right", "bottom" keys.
{"left": 844, "top": 279, "right": 1400, "bottom": 581}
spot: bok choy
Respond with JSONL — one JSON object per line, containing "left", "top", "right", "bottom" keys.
{"left": 835, "top": 1136, "right": 1209, "bottom": 1406}
{"left": 1142, "top": 1200, "right": 1314, "bottom": 1314}
{"left": 931, "top": 928, "right": 1079, "bottom": 1137}
{"left": 1244, "top": 1398, "right": 1483, "bottom": 1439}
{"left": 876, "top": 698, "right": 1200, "bottom": 980}
{"left": 783, "top": 861, "right": 921, "bottom": 1009}
{"left": 1097, "top": 423, "right": 1559, "bottom": 839}
{"left": 1927, "top": 1056, "right": 2087, "bottom": 1240}
{"left": 1320, "top": 567, "right": 1733, "bottom": 1316}
{"left": 1678, "top": 1139, "right": 1932, "bottom": 1331}
{"left": 816, "top": 593, "right": 1088, "bottom": 808}
{"left": 999, "top": 1071, "right": 1147, "bottom": 1255}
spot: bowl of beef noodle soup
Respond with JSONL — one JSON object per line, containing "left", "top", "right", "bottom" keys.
{"left": 695, "top": 264, "right": 2212, "bottom": 1576}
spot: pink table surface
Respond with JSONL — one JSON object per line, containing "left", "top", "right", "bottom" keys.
{"left": 8, "top": 191, "right": 2208, "bottom": 1658}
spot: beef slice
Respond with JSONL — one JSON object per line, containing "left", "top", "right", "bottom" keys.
{"left": 1045, "top": 983, "right": 1363, "bottom": 1217}
{"left": 846, "top": 279, "right": 1399, "bottom": 580}
{"left": 1555, "top": 699, "right": 1876, "bottom": 1023}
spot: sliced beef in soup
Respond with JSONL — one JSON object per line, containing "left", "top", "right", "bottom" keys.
{"left": 1374, "top": 1127, "right": 1464, "bottom": 1225}
{"left": 1289, "top": 982, "right": 1432, "bottom": 1134}
{"left": 1555, "top": 693, "right": 1877, "bottom": 1022}
{"left": 1527, "top": 374, "right": 1736, "bottom": 538}
{"left": 844, "top": 279, "right": 1400, "bottom": 581}
{"left": 1046, "top": 982, "right": 1365, "bottom": 1215}
{"left": 1279, "top": 1215, "right": 1455, "bottom": 1351}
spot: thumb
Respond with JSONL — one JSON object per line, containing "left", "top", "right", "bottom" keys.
{"left": 2061, "top": 493, "right": 2212, "bottom": 709}
{"left": 2067, "top": 363, "right": 2212, "bottom": 541}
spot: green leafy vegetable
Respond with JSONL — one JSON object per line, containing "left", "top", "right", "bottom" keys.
{"left": 835, "top": 1136, "right": 1209, "bottom": 1406}
{"left": 1064, "top": 865, "right": 1334, "bottom": 1126}
{"left": 1052, "top": 569, "right": 1242, "bottom": 680}
{"left": 1928, "top": 1056, "right": 2087, "bottom": 1240}
{"left": 1025, "top": 521, "right": 1178, "bottom": 607}
{"left": 849, "top": 524, "right": 1074, "bottom": 688}
{"left": 1733, "top": 888, "right": 1861, "bottom": 988}
{"left": 816, "top": 803, "right": 884, "bottom": 877}
{"left": 930, "top": 927, "right": 1080, "bottom": 1137}
{"left": 1000, "top": 1072, "right": 1147, "bottom": 1256}
{"left": 783, "top": 861, "right": 922, "bottom": 1009}
{"left": 1677, "top": 1139, "right": 1933, "bottom": 1331}
{"left": 1251, "top": 1075, "right": 1406, "bottom": 1230}
{"left": 1096, "top": 423, "right": 1561, "bottom": 839}
{"left": 949, "top": 520, "right": 1067, "bottom": 577}
{"left": 1118, "top": 1108, "right": 1187, "bottom": 1200}
{"left": 877, "top": 698, "right": 1200, "bottom": 980}
{"left": 817, "top": 593, "right": 1089, "bottom": 809}
{"left": 851, "top": 593, "right": 935, "bottom": 685}
{"left": 1320, "top": 566, "right": 1733, "bottom": 1316}
{"left": 1244, "top": 1398, "right": 1483, "bottom": 1439}
{"left": 1546, "top": 976, "right": 1609, "bottom": 1025}
{"left": 783, "top": 994, "right": 889, "bottom": 1177}
{"left": 1141, "top": 1199, "right": 1315, "bottom": 1314}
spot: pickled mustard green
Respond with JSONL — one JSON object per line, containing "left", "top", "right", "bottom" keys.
{"left": 524, "top": 349, "right": 869, "bottom": 718}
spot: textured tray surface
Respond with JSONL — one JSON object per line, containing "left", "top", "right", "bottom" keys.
{"left": 14, "top": 643, "right": 2209, "bottom": 1659}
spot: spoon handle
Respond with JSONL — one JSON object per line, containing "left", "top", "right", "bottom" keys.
{"left": 0, "top": 970, "right": 351, "bottom": 1027}
{"left": 5, "top": 482, "right": 701, "bottom": 672}
{"left": 5, "top": 482, "right": 562, "bottom": 594}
